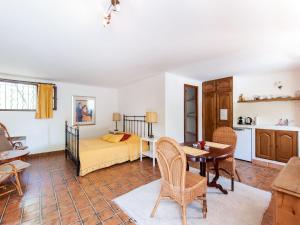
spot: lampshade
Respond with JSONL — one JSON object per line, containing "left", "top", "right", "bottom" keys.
{"left": 112, "top": 113, "right": 121, "bottom": 121}
{"left": 146, "top": 112, "right": 158, "bottom": 123}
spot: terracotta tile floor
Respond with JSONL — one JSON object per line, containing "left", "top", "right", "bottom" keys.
{"left": 0, "top": 152, "right": 280, "bottom": 225}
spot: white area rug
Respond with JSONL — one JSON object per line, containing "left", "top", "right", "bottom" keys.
{"left": 114, "top": 169, "right": 271, "bottom": 225}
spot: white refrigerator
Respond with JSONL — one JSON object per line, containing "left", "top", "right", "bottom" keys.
{"left": 234, "top": 128, "right": 252, "bottom": 162}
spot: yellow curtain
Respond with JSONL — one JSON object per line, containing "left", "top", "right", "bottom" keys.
{"left": 35, "top": 84, "right": 54, "bottom": 119}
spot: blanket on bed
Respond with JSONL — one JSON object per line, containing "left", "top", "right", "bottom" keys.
{"left": 79, "top": 134, "right": 147, "bottom": 176}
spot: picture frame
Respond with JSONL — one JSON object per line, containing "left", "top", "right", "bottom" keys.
{"left": 72, "top": 96, "right": 96, "bottom": 126}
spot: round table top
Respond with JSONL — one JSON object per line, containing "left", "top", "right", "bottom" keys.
{"left": 0, "top": 150, "right": 30, "bottom": 162}
{"left": 182, "top": 142, "right": 234, "bottom": 160}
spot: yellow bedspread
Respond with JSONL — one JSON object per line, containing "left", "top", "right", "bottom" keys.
{"left": 79, "top": 134, "right": 146, "bottom": 176}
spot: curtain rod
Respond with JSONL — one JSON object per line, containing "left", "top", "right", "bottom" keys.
{"left": 0, "top": 78, "right": 56, "bottom": 86}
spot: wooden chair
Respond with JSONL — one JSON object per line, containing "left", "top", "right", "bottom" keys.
{"left": 207, "top": 127, "right": 241, "bottom": 191}
{"left": 151, "top": 137, "right": 207, "bottom": 225}
{"left": 0, "top": 128, "right": 14, "bottom": 152}
{"left": 0, "top": 123, "right": 27, "bottom": 150}
{"left": 0, "top": 160, "right": 30, "bottom": 196}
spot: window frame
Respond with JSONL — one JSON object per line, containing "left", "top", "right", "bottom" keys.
{"left": 0, "top": 78, "right": 57, "bottom": 112}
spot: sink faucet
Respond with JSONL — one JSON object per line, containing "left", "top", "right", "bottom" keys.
{"left": 276, "top": 119, "right": 289, "bottom": 126}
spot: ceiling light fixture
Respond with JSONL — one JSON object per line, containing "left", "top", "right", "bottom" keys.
{"left": 103, "top": 0, "right": 120, "bottom": 27}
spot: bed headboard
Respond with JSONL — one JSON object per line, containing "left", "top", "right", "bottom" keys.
{"left": 123, "top": 115, "right": 148, "bottom": 137}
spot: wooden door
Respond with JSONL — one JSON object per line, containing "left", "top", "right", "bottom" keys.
{"left": 202, "top": 92, "right": 216, "bottom": 141}
{"left": 216, "top": 91, "right": 233, "bottom": 128}
{"left": 255, "top": 129, "right": 275, "bottom": 160}
{"left": 275, "top": 130, "right": 298, "bottom": 163}
{"left": 184, "top": 84, "right": 198, "bottom": 143}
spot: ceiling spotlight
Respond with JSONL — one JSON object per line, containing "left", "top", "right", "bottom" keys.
{"left": 112, "top": 0, "right": 121, "bottom": 13}
{"left": 103, "top": 0, "right": 120, "bottom": 27}
{"left": 103, "top": 13, "right": 111, "bottom": 27}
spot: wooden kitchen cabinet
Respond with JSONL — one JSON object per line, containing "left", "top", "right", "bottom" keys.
{"left": 256, "top": 129, "right": 276, "bottom": 160}
{"left": 272, "top": 157, "right": 300, "bottom": 225}
{"left": 202, "top": 77, "right": 233, "bottom": 141}
{"left": 256, "top": 129, "right": 298, "bottom": 162}
{"left": 275, "top": 130, "right": 298, "bottom": 163}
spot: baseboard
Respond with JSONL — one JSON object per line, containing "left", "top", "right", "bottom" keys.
{"left": 252, "top": 159, "right": 284, "bottom": 170}
{"left": 27, "top": 149, "right": 64, "bottom": 158}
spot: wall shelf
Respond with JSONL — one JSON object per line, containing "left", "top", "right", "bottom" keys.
{"left": 238, "top": 97, "right": 300, "bottom": 103}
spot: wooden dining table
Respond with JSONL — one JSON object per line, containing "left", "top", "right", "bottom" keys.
{"left": 182, "top": 142, "right": 233, "bottom": 195}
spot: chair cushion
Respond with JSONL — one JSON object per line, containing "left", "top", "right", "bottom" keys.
{"left": 185, "top": 171, "right": 206, "bottom": 188}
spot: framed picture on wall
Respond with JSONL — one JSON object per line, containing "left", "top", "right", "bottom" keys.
{"left": 72, "top": 96, "right": 96, "bottom": 126}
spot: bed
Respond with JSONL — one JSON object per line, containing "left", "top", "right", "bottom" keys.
{"left": 65, "top": 115, "right": 149, "bottom": 176}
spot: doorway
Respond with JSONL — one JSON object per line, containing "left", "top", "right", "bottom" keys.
{"left": 184, "top": 84, "right": 198, "bottom": 143}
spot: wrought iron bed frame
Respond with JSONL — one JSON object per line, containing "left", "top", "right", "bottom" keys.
{"left": 65, "top": 115, "right": 148, "bottom": 176}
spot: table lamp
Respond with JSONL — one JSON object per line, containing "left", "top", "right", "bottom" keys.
{"left": 112, "top": 113, "right": 121, "bottom": 131}
{"left": 146, "top": 112, "right": 158, "bottom": 138}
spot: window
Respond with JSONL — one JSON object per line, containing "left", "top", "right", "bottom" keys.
{"left": 0, "top": 79, "right": 57, "bottom": 111}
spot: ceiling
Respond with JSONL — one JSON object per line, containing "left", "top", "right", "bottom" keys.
{"left": 0, "top": 0, "right": 299, "bottom": 87}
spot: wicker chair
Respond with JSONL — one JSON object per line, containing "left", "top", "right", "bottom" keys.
{"left": 207, "top": 127, "right": 241, "bottom": 191}
{"left": 151, "top": 137, "right": 207, "bottom": 225}
{"left": 0, "top": 128, "right": 14, "bottom": 152}
{"left": 0, "top": 123, "right": 27, "bottom": 150}
{"left": 0, "top": 160, "right": 30, "bottom": 197}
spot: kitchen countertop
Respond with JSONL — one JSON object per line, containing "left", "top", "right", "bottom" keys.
{"left": 233, "top": 124, "right": 300, "bottom": 132}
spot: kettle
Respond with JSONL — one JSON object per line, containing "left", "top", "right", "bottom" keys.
{"left": 238, "top": 117, "right": 245, "bottom": 125}
{"left": 245, "top": 117, "right": 253, "bottom": 125}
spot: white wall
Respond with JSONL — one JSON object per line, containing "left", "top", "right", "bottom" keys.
{"left": 233, "top": 72, "right": 300, "bottom": 126}
{"left": 118, "top": 74, "right": 165, "bottom": 137}
{"left": 165, "top": 73, "right": 202, "bottom": 143}
{"left": 0, "top": 74, "right": 118, "bottom": 154}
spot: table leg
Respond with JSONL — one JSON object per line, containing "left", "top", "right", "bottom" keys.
{"left": 208, "top": 159, "right": 228, "bottom": 195}
{"left": 199, "top": 158, "right": 206, "bottom": 177}
{"left": 186, "top": 161, "right": 190, "bottom": 171}
{"left": 152, "top": 142, "right": 156, "bottom": 167}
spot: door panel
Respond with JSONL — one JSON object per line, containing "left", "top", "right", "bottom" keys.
{"left": 202, "top": 92, "right": 216, "bottom": 141}
{"left": 217, "top": 77, "right": 233, "bottom": 92}
{"left": 202, "top": 80, "right": 216, "bottom": 93}
{"left": 216, "top": 91, "right": 233, "bottom": 128}
{"left": 256, "top": 129, "right": 275, "bottom": 160}
{"left": 275, "top": 131, "right": 298, "bottom": 163}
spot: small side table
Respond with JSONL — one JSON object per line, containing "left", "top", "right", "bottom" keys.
{"left": 140, "top": 137, "right": 158, "bottom": 167}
